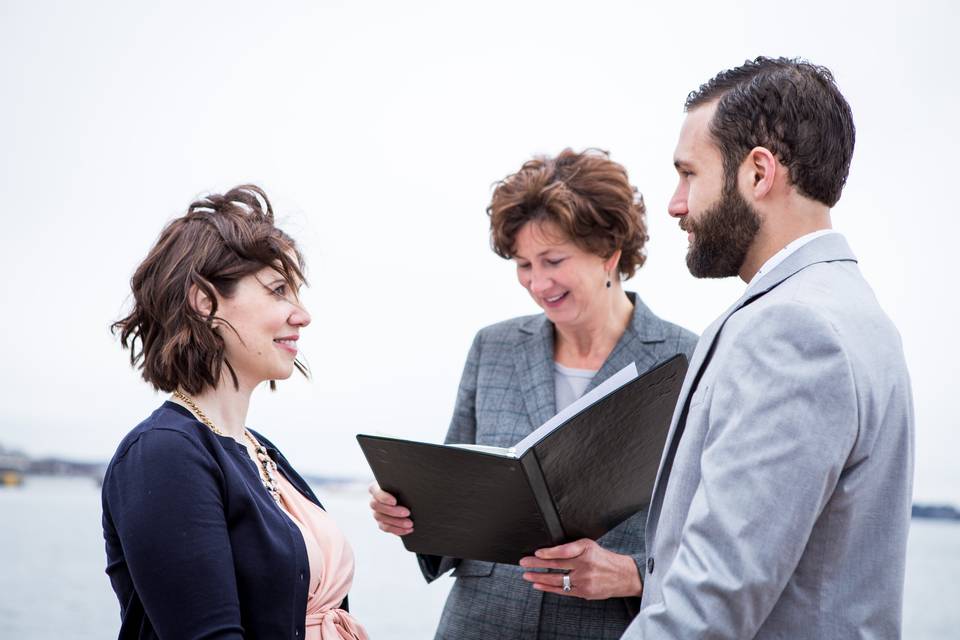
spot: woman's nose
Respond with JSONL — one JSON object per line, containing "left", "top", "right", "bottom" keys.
{"left": 528, "top": 268, "right": 551, "bottom": 294}
{"left": 291, "top": 304, "right": 311, "bottom": 328}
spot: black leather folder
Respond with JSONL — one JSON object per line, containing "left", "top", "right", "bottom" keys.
{"left": 357, "top": 354, "right": 687, "bottom": 565}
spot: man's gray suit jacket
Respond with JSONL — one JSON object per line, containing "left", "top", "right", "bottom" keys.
{"left": 623, "top": 234, "right": 915, "bottom": 639}
{"left": 419, "top": 293, "right": 697, "bottom": 640}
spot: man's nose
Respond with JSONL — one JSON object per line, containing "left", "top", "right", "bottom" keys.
{"left": 668, "top": 186, "right": 688, "bottom": 218}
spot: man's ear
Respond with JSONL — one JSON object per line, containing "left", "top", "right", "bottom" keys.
{"left": 188, "top": 283, "right": 215, "bottom": 318}
{"left": 742, "top": 146, "right": 778, "bottom": 200}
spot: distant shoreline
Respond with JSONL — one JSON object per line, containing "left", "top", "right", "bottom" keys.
{"left": 911, "top": 504, "right": 960, "bottom": 522}
{"left": 3, "top": 449, "right": 959, "bottom": 522}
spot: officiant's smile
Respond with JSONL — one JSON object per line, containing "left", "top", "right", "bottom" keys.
{"left": 513, "top": 219, "right": 626, "bottom": 333}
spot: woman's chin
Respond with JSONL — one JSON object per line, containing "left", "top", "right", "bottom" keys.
{"left": 264, "top": 366, "right": 296, "bottom": 383}
{"left": 543, "top": 307, "right": 575, "bottom": 327}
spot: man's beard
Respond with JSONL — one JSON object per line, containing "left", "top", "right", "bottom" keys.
{"left": 683, "top": 185, "right": 762, "bottom": 278}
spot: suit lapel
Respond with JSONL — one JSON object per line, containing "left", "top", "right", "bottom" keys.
{"left": 514, "top": 317, "right": 558, "bottom": 431}
{"left": 643, "top": 291, "right": 764, "bottom": 544}
{"left": 645, "top": 233, "right": 858, "bottom": 543}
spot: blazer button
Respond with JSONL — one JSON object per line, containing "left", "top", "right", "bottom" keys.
{"left": 299, "top": 570, "right": 305, "bottom": 581}
{"left": 647, "top": 557, "right": 655, "bottom": 574}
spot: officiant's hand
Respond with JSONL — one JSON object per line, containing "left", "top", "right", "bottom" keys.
{"left": 368, "top": 482, "right": 414, "bottom": 536}
{"left": 519, "top": 538, "right": 643, "bottom": 600}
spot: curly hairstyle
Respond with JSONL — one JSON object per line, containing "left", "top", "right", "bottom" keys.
{"left": 112, "top": 185, "right": 308, "bottom": 394}
{"left": 488, "top": 148, "right": 648, "bottom": 279}
{"left": 685, "top": 56, "right": 855, "bottom": 207}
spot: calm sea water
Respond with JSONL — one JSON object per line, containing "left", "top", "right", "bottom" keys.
{"left": 0, "top": 477, "right": 957, "bottom": 639}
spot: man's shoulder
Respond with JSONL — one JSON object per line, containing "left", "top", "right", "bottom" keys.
{"left": 730, "top": 260, "right": 904, "bottom": 369}
{"left": 728, "top": 295, "right": 844, "bottom": 348}
{"left": 757, "top": 260, "right": 894, "bottom": 331}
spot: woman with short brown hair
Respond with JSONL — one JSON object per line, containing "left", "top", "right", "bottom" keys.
{"left": 103, "top": 185, "right": 367, "bottom": 639}
{"left": 488, "top": 147, "right": 650, "bottom": 282}
{"left": 370, "top": 149, "right": 698, "bottom": 639}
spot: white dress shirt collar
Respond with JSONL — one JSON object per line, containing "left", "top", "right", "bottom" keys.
{"left": 747, "top": 229, "right": 838, "bottom": 288}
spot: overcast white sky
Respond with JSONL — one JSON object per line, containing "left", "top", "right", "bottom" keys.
{"left": 1, "top": 0, "right": 957, "bottom": 504}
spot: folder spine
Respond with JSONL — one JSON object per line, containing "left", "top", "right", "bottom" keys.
{"left": 520, "top": 451, "right": 566, "bottom": 545}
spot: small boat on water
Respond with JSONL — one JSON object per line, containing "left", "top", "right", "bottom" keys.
{"left": 0, "top": 451, "right": 28, "bottom": 487}
{"left": 1, "top": 469, "right": 24, "bottom": 486}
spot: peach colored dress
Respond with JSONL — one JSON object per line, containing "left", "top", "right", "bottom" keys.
{"left": 276, "top": 473, "right": 368, "bottom": 640}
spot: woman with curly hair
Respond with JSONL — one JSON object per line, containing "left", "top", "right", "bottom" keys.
{"left": 103, "top": 185, "right": 367, "bottom": 640}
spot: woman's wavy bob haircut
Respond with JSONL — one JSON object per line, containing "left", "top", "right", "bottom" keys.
{"left": 112, "top": 185, "right": 308, "bottom": 395}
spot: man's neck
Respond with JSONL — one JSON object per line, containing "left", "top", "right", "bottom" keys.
{"left": 739, "top": 204, "right": 832, "bottom": 283}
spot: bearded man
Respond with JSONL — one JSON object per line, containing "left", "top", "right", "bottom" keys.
{"left": 621, "top": 57, "right": 915, "bottom": 639}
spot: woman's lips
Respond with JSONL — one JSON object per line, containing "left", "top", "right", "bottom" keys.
{"left": 542, "top": 292, "right": 568, "bottom": 308}
{"left": 273, "top": 338, "right": 298, "bottom": 355}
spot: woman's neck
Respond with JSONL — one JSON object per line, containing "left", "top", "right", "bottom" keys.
{"left": 554, "top": 288, "right": 634, "bottom": 370}
{"left": 175, "top": 381, "right": 254, "bottom": 440}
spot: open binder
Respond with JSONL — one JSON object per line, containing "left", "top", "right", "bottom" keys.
{"left": 357, "top": 354, "right": 687, "bottom": 565}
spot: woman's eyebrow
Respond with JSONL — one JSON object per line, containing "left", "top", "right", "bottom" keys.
{"left": 515, "top": 246, "right": 567, "bottom": 261}
{"left": 256, "top": 274, "right": 286, "bottom": 288}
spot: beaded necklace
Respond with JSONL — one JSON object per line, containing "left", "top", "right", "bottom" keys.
{"left": 172, "top": 389, "right": 281, "bottom": 504}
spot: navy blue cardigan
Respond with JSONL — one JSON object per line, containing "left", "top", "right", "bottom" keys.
{"left": 102, "top": 402, "right": 342, "bottom": 639}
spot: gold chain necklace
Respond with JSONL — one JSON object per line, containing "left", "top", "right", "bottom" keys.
{"left": 172, "top": 389, "right": 281, "bottom": 504}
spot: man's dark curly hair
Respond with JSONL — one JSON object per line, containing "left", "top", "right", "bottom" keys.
{"left": 686, "top": 56, "right": 855, "bottom": 207}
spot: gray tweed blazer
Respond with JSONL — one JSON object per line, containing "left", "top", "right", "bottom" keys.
{"left": 419, "top": 293, "right": 697, "bottom": 640}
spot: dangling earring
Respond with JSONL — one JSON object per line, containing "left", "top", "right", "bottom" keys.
{"left": 606, "top": 278, "right": 611, "bottom": 289}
